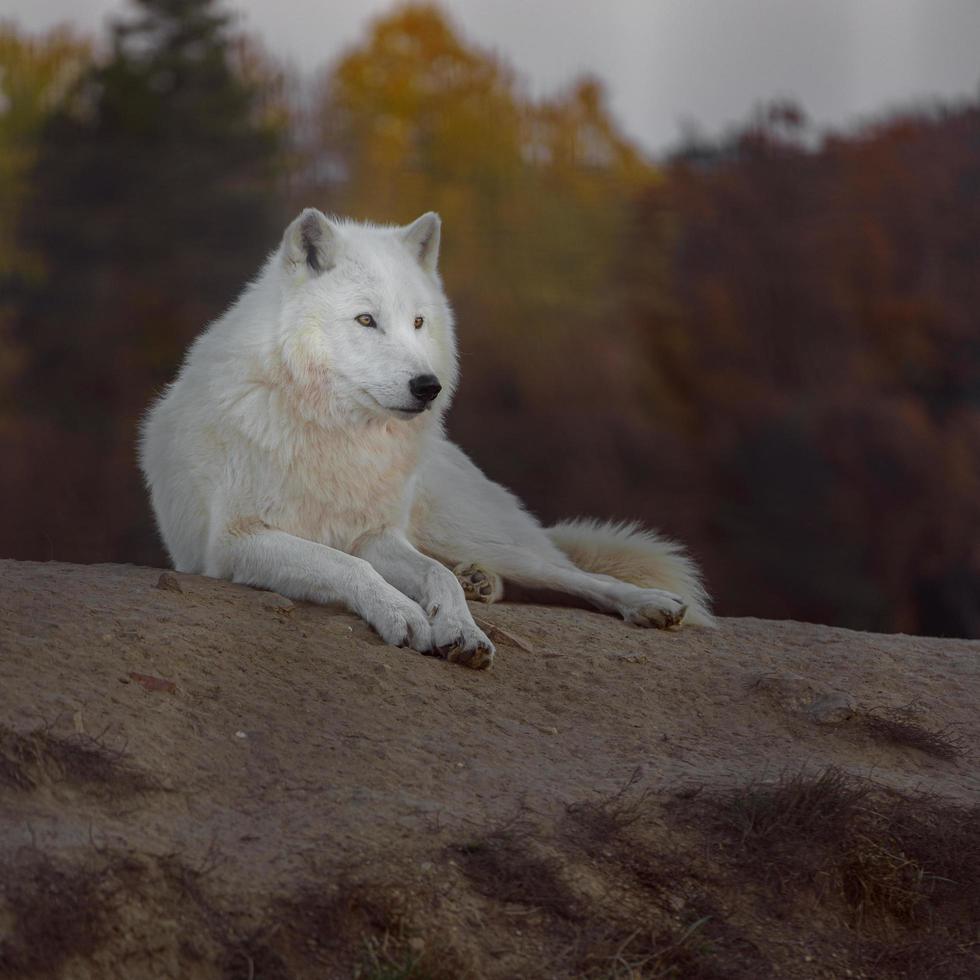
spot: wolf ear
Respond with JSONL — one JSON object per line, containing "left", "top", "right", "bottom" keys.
{"left": 400, "top": 212, "right": 441, "bottom": 274}
{"left": 282, "top": 208, "right": 336, "bottom": 276}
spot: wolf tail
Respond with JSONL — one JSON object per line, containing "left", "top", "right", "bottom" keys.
{"left": 546, "top": 518, "right": 715, "bottom": 627}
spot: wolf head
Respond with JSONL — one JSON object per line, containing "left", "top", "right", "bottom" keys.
{"left": 273, "top": 209, "right": 459, "bottom": 427}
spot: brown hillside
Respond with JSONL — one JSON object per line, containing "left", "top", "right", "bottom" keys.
{"left": 1, "top": 560, "right": 978, "bottom": 979}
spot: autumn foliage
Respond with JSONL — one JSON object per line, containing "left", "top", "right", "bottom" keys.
{"left": 0, "top": 2, "right": 977, "bottom": 636}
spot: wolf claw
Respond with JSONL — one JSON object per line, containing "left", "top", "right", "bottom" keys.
{"left": 445, "top": 641, "right": 495, "bottom": 670}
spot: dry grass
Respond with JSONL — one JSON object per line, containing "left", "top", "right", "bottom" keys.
{"left": 453, "top": 825, "right": 582, "bottom": 921}
{"left": 564, "top": 768, "right": 651, "bottom": 850}
{"left": 0, "top": 842, "right": 461, "bottom": 980}
{"left": 561, "top": 778, "right": 771, "bottom": 980}
{"left": 682, "top": 767, "right": 980, "bottom": 977}
{"left": 0, "top": 855, "right": 108, "bottom": 976}
{"left": 701, "top": 768, "right": 868, "bottom": 868}
{"left": 572, "top": 914, "right": 731, "bottom": 980}
{"left": 2, "top": 769, "right": 976, "bottom": 979}
{"left": 859, "top": 702, "right": 967, "bottom": 761}
{"left": 0, "top": 723, "right": 159, "bottom": 796}
{"left": 443, "top": 791, "right": 752, "bottom": 978}
{"left": 356, "top": 935, "right": 442, "bottom": 980}
{"left": 860, "top": 936, "right": 980, "bottom": 980}
{"left": 220, "top": 940, "right": 291, "bottom": 980}
{"left": 275, "top": 875, "right": 467, "bottom": 980}
{"left": 279, "top": 876, "right": 403, "bottom": 955}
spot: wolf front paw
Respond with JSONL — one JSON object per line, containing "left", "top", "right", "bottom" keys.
{"left": 453, "top": 562, "right": 504, "bottom": 604}
{"left": 431, "top": 610, "right": 495, "bottom": 670}
{"left": 619, "top": 588, "right": 688, "bottom": 629}
{"left": 446, "top": 636, "right": 495, "bottom": 670}
{"left": 361, "top": 590, "right": 434, "bottom": 652}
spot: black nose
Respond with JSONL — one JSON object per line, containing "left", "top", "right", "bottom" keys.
{"left": 409, "top": 373, "right": 442, "bottom": 405}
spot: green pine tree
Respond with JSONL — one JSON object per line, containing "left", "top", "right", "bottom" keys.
{"left": 15, "top": 0, "right": 285, "bottom": 428}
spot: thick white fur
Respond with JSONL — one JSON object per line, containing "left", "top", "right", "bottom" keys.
{"left": 140, "top": 210, "right": 713, "bottom": 670}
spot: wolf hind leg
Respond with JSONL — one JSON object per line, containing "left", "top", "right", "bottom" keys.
{"left": 506, "top": 553, "right": 688, "bottom": 628}
{"left": 410, "top": 441, "right": 701, "bottom": 629}
{"left": 547, "top": 519, "right": 714, "bottom": 626}
{"left": 451, "top": 544, "right": 688, "bottom": 629}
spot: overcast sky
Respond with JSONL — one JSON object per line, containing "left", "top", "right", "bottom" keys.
{"left": 8, "top": 0, "right": 980, "bottom": 153}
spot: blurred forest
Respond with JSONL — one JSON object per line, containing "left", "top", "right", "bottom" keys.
{"left": 1, "top": 0, "right": 978, "bottom": 637}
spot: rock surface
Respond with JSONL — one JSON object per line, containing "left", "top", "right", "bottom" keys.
{"left": 0, "top": 560, "right": 978, "bottom": 979}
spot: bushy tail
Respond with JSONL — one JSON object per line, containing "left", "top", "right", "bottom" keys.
{"left": 547, "top": 519, "right": 715, "bottom": 627}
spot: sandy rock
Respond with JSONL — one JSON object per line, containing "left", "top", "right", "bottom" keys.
{"left": 0, "top": 560, "right": 978, "bottom": 980}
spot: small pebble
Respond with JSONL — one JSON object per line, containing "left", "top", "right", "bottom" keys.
{"left": 261, "top": 593, "right": 295, "bottom": 614}
{"left": 157, "top": 571, "right": 183, "bottom": 593}
{"left": 807, "top": 693, "right": 855, "bottom": 725}
{"left": 620, "top": 653, "right": 648, "bottom": 664}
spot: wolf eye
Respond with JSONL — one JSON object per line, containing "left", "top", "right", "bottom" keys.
{"left": 355, "top": 313, "right": 376, "bottom": 328}
{"left": 414, "top": 316, "right": 424, "bottom": 329}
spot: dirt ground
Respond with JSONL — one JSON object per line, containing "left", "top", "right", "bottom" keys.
{"left": 1, "top": 560, "right": 978, "bottom": 979}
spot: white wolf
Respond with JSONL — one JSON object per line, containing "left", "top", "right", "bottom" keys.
{"left": 140, "top": 211, "right": 713, "bottom": 669}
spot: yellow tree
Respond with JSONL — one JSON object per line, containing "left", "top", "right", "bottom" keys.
{"left": 0, "top": 26, "right": 90, "bottom": 283}
{"left": 310, "top": 4, "right": 655, "bottom": 354}
{"left": 0, "top": 26, "right": 90, "bottom": 411}
{"left": 313, "top": 5, "right": 522, "bottom": 286}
